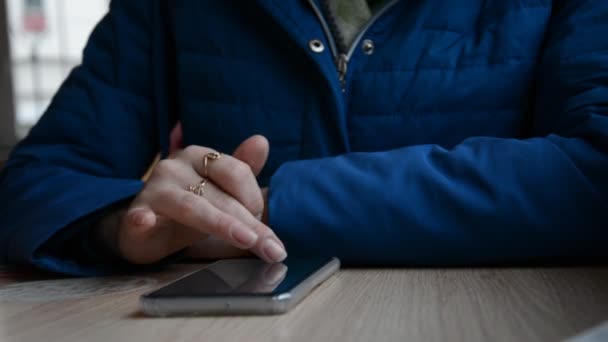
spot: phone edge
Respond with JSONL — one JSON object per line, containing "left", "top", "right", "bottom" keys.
{"left": 139, "top": 257, "right": 341, "bottom": 316}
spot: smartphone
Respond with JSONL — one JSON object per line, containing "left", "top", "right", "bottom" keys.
{"left": 140, "top": 257, "right": 340, "bottom": 316}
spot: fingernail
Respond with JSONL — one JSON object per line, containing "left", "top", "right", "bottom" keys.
{"left": 263, "top": 239, "right": 287, "bottom": 262}
{"left": 231, "top": 225, "right": 258, "bottom": 247}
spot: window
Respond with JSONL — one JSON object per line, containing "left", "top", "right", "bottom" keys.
{"left": 3, "top": 0, "right": 108, "bottom": 143}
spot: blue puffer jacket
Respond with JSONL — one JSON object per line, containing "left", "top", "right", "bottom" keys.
{"left": 1, "top": 0, "right": 607, "bottom": 275}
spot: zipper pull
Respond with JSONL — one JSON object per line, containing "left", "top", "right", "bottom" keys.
{"left": 336, "top": 53, "right": 348, "bottom": 92}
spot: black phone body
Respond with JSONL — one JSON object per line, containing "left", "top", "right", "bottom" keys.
{"left": 140, "top": 257, "right": 340, "bottom": 316}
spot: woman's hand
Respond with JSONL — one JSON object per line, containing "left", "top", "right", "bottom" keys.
{"left": 96, "top": 135, "right": 286, "bottom": 265}
{"left": 184, "top": 187, "right": 269, "bottom": 259}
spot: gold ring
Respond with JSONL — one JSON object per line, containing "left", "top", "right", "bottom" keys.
{"left": 189, "top": 178, "right": 208, "bottom": 197}
{"left": 203, "top": 152, "right": 222, "bottom": 178}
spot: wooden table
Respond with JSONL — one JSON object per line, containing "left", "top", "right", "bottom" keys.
{"left": 1, "top": 264, "right": 607, "bottom": 342}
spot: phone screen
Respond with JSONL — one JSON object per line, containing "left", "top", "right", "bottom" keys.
{"left": 147, "top": 257, "right": 334, "bottom": 297}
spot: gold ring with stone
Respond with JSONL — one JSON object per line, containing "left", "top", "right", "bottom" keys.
{"left": 189, "top": 178, "right": 208, "bottom": 197}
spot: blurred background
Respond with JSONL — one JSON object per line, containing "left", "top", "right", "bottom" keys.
{"left": 1, "top": 0, "right": 108, "bottom": 159}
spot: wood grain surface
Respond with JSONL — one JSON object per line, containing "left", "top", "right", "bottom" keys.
{"left": 1, "top": 264, "right": 607, "bottom": 342}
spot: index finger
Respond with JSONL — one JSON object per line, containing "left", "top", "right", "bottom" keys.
{"left": 143, "top": 185, "right": 286, "bottom": 263}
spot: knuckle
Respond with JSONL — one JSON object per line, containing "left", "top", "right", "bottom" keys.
{"left": 227, "top": 160, "right": 251, "bottom": 181}
{"left": 149, "top": 184, "right": 173, "bottom": 203}
{"left": 176, "top": 191, "right": 199, "bottom": 217}
{"left": 153, "top": 159, "right": 179, "bottom": 179}
{"left": 150, "top": 184, "right": 171, "bottom": 200}
{"left": 214, "top": 192, "right": 235, "bottom": 212}
{"left": 182, "top": 145, "right": 202, "bottom": 158}
{"left": 210, "top": 212, "right": 235, "bottom": 237}
{"left": 238, "top": 195, "right": 264, "bottom": 215}
{"left": 226, "top": 198, "right": 250, "bottom": 220}
{"left": 219, "top": 161, "right": 262, "bottom": 214}
{"left": 246, "top": 193, "right": 264, "bottom": 215}
{"left": 235, "top": 160, "right": 252, "bottom": 178}
{"left": 182, "top": 145, "right": 209, "bottom": 163}
{"left": 135, "top": 186, "right": 157, "bottom": 206}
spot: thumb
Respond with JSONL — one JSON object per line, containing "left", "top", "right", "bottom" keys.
{"left": 232, "top": 135, "right": 269, "bottom": 177}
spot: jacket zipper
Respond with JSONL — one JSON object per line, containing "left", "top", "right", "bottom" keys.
{"left": 308, "top": 0, "right": 400, "bottom": 92}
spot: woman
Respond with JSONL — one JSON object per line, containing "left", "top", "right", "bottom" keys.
{"left": 0, "top": 0, "right": 606, "bottom": 276}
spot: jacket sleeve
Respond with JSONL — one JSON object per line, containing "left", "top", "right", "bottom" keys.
{"left": 0, "top": 0, "right": 159, "bottom": 275}
{"left": 269, "top": 0, "right": 608, "bottom": 265}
